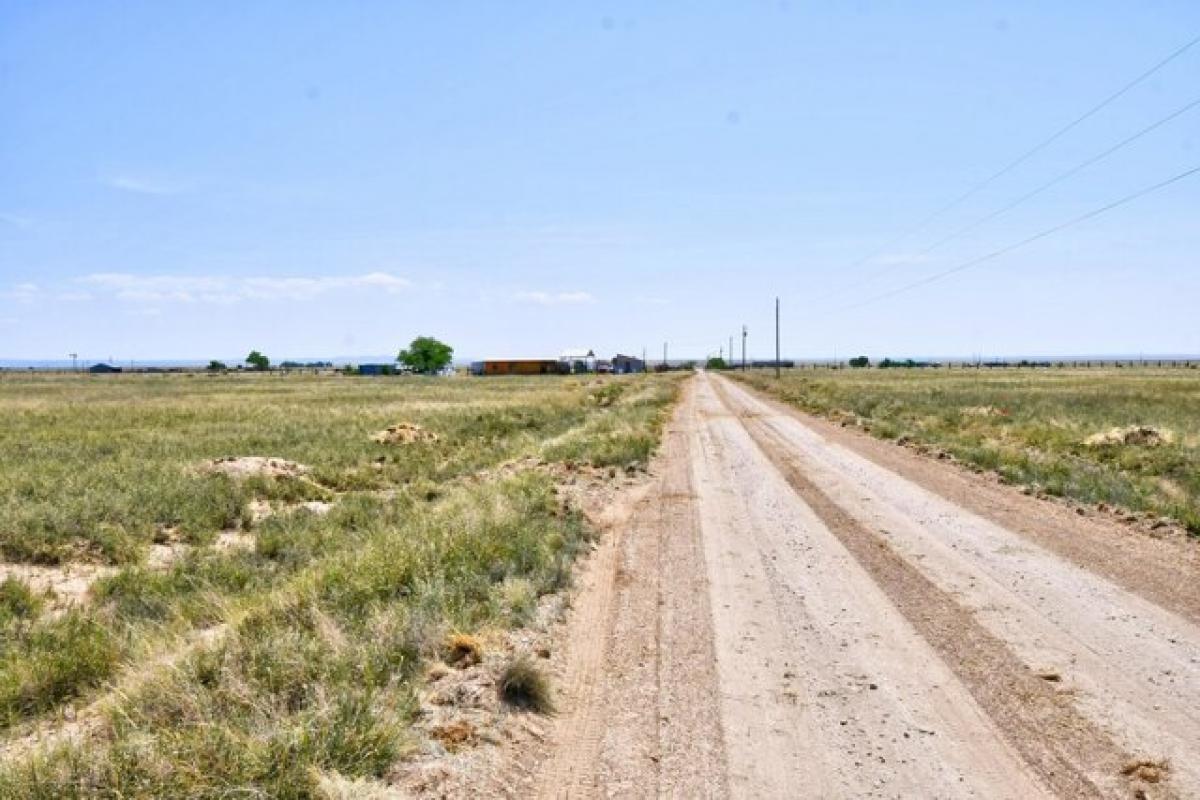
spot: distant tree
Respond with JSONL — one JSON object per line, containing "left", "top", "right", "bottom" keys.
{"left": 705, "top": 356, "right": 728, "bottom": 370}
{"left": 246, "top": 350, "right": 270, "bottom": 371}
{"left": 398, "top": 336, "right": 454, "bottom": 375}
{"left": 848, "top": 356, "right": 869, "bottom": 368}
{"left": 207, "top": 360, "right": 227, "bottom": 372}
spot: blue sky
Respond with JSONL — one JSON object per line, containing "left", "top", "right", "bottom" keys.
{"left": 2, "top": 1, "right": 1198, "bottom": 361}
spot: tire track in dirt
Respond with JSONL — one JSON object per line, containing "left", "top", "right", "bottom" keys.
{"left": 744, "top": 383, "right": 1200, "bottom": 629}
{"left": 721, "top": 377, "right": 1200, "bottom": 795}
{"left": 534, "top": 383, "right": 726, "bottom": 798}
{"left": 692, "top": 377, "right": 1049, "bottom": 798}
{"left": 712, "top": 373, "right": 1186, "bottom": 799}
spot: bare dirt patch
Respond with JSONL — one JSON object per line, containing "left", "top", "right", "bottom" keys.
{"left": 1084, "top": 425, "right": 1174, "bottom": 447}
{"left": 0, "top": 562, "right": 117, "bottom": 610}
{"left": 199, "top": 456, "right": 311, "bottom": 479}
{"left": 214, "top": 531, "right": 256, "bottom": 552}
{"left": 372, "top": 422, "right": 439, "bottom": 445}
{"left": 963, "top": 404, "right": 1010, "bottom": 417}
{"left": 246, "top": 498, "right": 334, "bottom": 526}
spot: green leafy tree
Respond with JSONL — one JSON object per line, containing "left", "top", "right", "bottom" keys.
{"left": 705, "top": 356, "right": 728, "bottom": 370}
{"left": 207, "top": 360, "right": 227, "bottom": 372}
{"left": 245, "top": 351, "right": 270, "bottom": 371}
{"left": 398, "top": 336, "right": 454, "bottom": 375}
{"left": 849, "top": 356, "right": 869, "bottom": 368}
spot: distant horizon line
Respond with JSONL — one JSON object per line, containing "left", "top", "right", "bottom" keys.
{"left": 4, "top": 352, "right": 1200, "bottom": 370}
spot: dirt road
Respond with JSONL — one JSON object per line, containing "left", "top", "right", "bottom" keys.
{"left": 530, "top": 372, "right": 1200, "bottom": 799}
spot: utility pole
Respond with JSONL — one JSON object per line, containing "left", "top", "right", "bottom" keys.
{"left": 728, "top": 336, "right": 733, "bottom": 366}
{"left": 663, "top": 342, "right": 668, "bottom": 369}
{"left": 69, "top": 353, "right": 77, "bottom": 372}
{"left": 741, "top": 325, "right": 747, "bottom": 371}
{"left": 775, "top": 297, "right": 781, "bottom": 379}
{"left": 642, "top": 346, "right": 646, "bottom": 374}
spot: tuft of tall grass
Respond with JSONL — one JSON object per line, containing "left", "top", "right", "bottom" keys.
{"left": 0, "top": 611, "right": 120, "bottom": 726}
{"left": 0, "top": 577, "right": 42, "bottom": 628}
{"left": 498, "top": 654, "right": 554, "bottom": 713}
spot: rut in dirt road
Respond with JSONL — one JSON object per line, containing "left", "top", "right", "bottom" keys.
{"left": 532, "top": 373, "right": 1198, "bottom": 799}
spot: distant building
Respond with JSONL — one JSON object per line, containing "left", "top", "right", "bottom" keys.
{"left": 560, "top": 349, "right": 595, "bottom": 374}
{"left": 472, "top": 359, "right": 564, "bottom": 376}
{"left": 88, "top": 363, "right": 122, "bottom": 374}
{"left": 612, "top": 354, "right": 645, "bottom": 374}
{"left": 595, "top": 359, "right": 613, "bottom": 374}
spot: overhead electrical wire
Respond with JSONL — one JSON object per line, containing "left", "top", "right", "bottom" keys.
{"left": 843, "top": 92, "right": 1200, "bottom": 291}
{"left": 812, "top": 31, "right": 1200, "bottom": 302}
{"left": 833, "top": 162, "right": 1200, "bottom": 312}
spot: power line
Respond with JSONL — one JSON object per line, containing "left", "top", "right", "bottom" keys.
{"left": 847, "top": 92, "right": 1200, "bottom": 291}
{"left": 835, "top": 162, "right": 1200, "bottom": 312}
{"left": 814, "top": 31, "right": 1200, "bottom": 302}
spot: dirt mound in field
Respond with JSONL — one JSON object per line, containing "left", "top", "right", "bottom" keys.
{"left": 372, "top": 422, "right": 439, "bottom": 445}
{"left": 962, "top": 405, "right": 1009, "bottom": 417}
{"left": 1084, "top": 426, "right": 1173, "bottom": 447}
{"left": 201, "top": 456, "right": 311, "bottom": 479}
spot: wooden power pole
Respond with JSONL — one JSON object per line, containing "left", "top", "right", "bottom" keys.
{"left": 775, "top": 297, "right": 780, "bottom": 379}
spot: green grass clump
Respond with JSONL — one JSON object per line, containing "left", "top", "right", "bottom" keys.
{"left": 735, "top": 367, "right": 1200, "bottom": 534}
{"left": 0, "top": 578, "right": 42, "bottom": 628}
{"left": 0, "top": 611, "right": 120, "bottom": 725}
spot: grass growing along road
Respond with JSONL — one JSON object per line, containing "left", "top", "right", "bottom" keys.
{"left": 732, "top": 367, "right": 1200, "bottom": 535}
{"left": 0, "top": 371, "right": 680, "bottom": 797}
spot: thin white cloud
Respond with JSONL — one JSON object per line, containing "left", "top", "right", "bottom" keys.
{"left": 514, "top": 290, "right": 595, "bottom": 306}
{"left": 1, "top": 282, "right": 38, "bottom": 304}
{"left": 80, "top": 272, "right": 412, "bottom": 304}
{"left": 0, "top": 212, "right": 34, "bottom": 229}
{"left": 101, "top": 172, "right": 192, "bottom": 196}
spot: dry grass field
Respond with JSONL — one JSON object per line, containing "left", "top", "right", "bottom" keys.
{"left": 0, "top": 371, "right": 679, "bottom": 797}
{"left": 734, "top": 367, "right": 1200, "bottom": 535}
